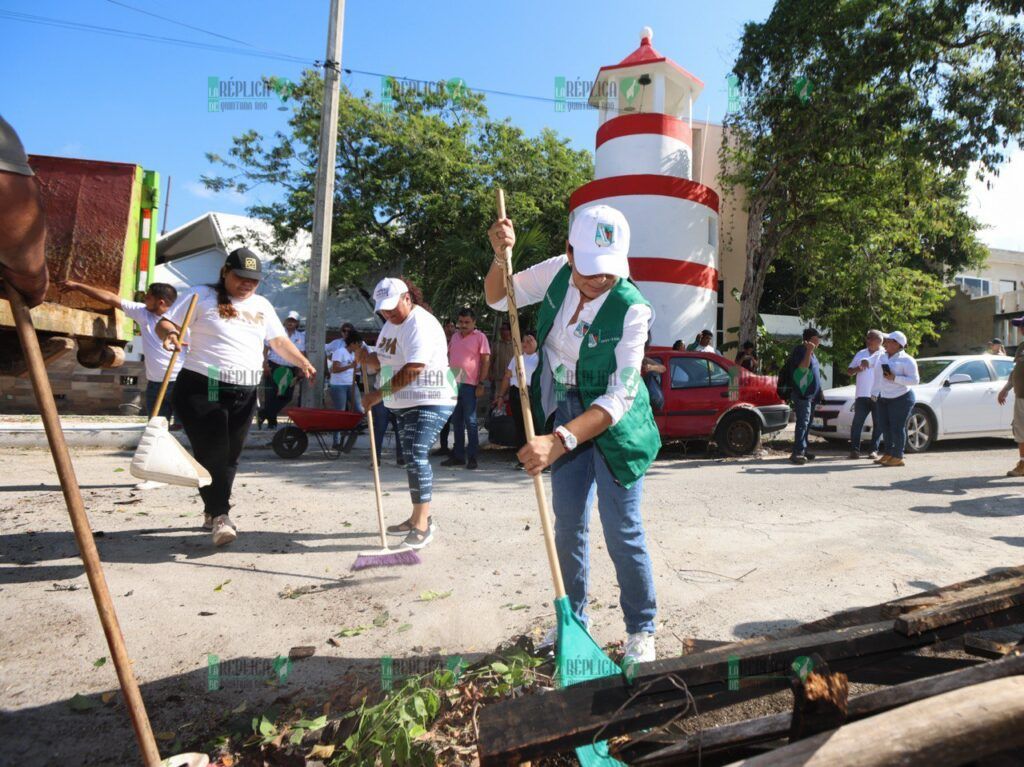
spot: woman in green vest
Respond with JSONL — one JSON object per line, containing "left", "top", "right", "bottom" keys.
{"left": 484, "top": 205, "right": 661, "bottom": 665}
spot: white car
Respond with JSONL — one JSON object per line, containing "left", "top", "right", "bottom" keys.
{"left": 810, "top": 355, "right": 1016, "bottom": 453}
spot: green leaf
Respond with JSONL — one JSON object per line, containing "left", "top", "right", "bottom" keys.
{"left": 258, "top": 715, "right": 276, "bottom": 737}
{"left": 372, "top": 610, "right": 390, "bottom": 627}
{"left": 294, "top": 715, "right": 327, "bottom": 731}
{"left": 490, "top": 661, "right": 509, "bottom": 674}
{"left": 417, "top": 590, "right": 451, "bottom": 602}
{"left": 92, "top": 656, "right": 106, "bottom": 668}
{"left": 412, "top": 694, "right": 427, "bottom": 719}
{"left": 68, "top": 693, "right": 99, "bottom": 712}
{"left": 213, "top": 579, "right": 231, "bottom": 592}
{"left": 503, "top": 603, "right": 529, "bottom": 611}
{"left": 336, "top": 626, "right": 368, "bottom": 637}
{"left": 397, "top": 623, "right": 413, "bottom": 633}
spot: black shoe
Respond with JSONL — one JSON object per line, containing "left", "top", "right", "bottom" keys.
{"left": 396, "top": 457, "right": 407, "bottom": 467}
{"left": 466, "top": 458, "right": 478, "bottom": 470}
{"left": 268, "top": 419, "right": 278, "bottom": 430}
{"left": 441, "top": 456, "right": 465, "bottom": 467}
{"left": 804, "top": 452, "right": 817, "bottom": 461}
{"left": 430, "top": 446, "right": 450, "bottom": 457}
{"left": 256, "top": 412, "right": 266, "bottom": 430}
{"left": 790, "top": 453, "right": 807, "bottom": 465}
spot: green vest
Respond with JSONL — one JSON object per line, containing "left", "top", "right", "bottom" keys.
{"left": 529, "top": 264, "right": 661, "bottom": 488}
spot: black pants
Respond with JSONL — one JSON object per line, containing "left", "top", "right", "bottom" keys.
{"left": 509, "top": 385, "right": 528, "bottom": 449}
{"left": 173, "top": 368, "right": 257, "bottom": 518}
{"left": 260, "top": 361, "right": 297, "bottom": 425}
{"left": 438, "top": 419, "right": 451, "bottom": 449}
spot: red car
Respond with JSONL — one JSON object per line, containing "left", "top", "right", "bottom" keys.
{"left": 644, "top": 348, "right": 790, "bottom": 455}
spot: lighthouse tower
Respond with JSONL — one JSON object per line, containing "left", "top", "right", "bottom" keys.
{"left": 569, "top": 27, "right": 719, "bottom": 346}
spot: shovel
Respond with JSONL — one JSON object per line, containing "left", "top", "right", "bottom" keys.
{"left": 130, "top": 294, "right": 212, "bottom": 487}
{"left": 495, "top": 189, "right": 625, "bottom": 766}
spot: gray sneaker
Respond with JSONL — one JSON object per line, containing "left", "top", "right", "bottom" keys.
{"left": 212, "top": 515, "right": 237, "bottom": 547}
{"left": 401, "top": 525, "right": 433, "bottom": 550}
{"left": 387, "top": 516, "right": 432, "bottom": 537}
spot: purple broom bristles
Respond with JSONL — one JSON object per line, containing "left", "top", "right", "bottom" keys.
{"left": 351, "top": 548, "right": 422, "bottom": 571}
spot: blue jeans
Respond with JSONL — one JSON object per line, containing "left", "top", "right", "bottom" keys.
{"left": 452, "top": 382, "right": 480, "bottom": 460}
{"left": 145, "top": 380, "right": 175, "bottom": 422}
{"left": 551, "top": 390, "right": 657, "bottom": 635}
{"left": 877, "top": 391, "right": 916, "bottom": 458}
{"left": 394, "top": 405, "right": 454, "bottom": 504}
{"left": 372, "top": 401, "right": 404, "bottom": 461}
{"left": 329, "top": 384, "right": 353, "bottom": 411}
{"left": 850, "top": 396, "right": 882, "bottom": 453}
{"left": 792, "top": 396, "right": 815, "bottom": 456}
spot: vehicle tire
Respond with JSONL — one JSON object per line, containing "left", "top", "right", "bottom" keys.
{"left": 905, "top": 406, "right": 935, "bottom": 454}
{"left": 272, "top": 426, "right": 308, "bottom": 459}
{"left": 715, "top": 412, "right": 761, "bottom": 456}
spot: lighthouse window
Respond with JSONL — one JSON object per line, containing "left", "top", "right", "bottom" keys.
{"left": 708, "top": 216, "right": 718, "bottom": 247}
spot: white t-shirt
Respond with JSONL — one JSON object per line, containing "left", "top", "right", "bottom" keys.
{"left": 876, "top": 350, "right": 920, "bottom": 399}
{"left": 164, "top": 285, "right": 286, "bottom": 386}
{"left": 326, "top": 339, "right": 355, "bottom": 386}
{"left": 374, "top": 305, "right": 457, "bottom": 409}
{"left": 695, "top": 344, "right": 719, "bottom": 355}
{"left": 267, "top": 328, "right": 305, "bottom": 365}
{"left": 849, "top": 347, "right": 883, "bottom": 398}
{"left": 487, "top": 255, "right": 652, "bottom": 426}
{"left": 121, "top": 299, "right": 184, "bottom": 383}
{"left": 508, "top": 353, "right": 539, "bottom": 389}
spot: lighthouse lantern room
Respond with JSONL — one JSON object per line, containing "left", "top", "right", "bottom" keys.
{"left": 569, "top": 26, "right": 720, "bottom": 347}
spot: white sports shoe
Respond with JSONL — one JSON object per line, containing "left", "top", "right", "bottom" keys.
{"left": 623, "top": 632, "right": 656, "bottom": 665}
{"left": 212, "top": 515, "right": 237, "bottom": 547}
{"left": 202, "top": 514, "right": 214, "bottom": 530}
{"left": 134, "top": 480, "right": 167, "bottom": 491}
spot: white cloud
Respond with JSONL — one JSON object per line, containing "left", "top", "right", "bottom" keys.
{"left": 968, "top": 145, "right": 1024, "bottom": 252}
{"left": 186, "top": 180, "right": 249, "bottom": 204}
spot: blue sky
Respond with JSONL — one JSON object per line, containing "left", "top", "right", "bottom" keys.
{"left": 2, "top": 0, "right": 772, "bottom": 231}
{"left": 3, "top": 0, "right": 1020, "bottom": 250}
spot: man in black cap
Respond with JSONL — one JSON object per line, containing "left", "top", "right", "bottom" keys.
{"left": 785, "top": 328, "right": 824, "bottom": 464}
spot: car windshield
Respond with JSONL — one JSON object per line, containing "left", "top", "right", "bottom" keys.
{"left": 917, "top": 359, "right": 956, "bottom": 383}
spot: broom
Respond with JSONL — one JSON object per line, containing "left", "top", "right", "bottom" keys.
{"left": 129, "top": 294, "right": 212, "bottom": 487}
{"left": 351, "top": 362, "right": 421, "bottom": 570}
{"left": 495, "top": 188, "right": 625, "bottom": 766}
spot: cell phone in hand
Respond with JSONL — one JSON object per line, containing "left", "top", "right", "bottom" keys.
{"left": 882, "top": 363, "right": 892, "bottom": 376}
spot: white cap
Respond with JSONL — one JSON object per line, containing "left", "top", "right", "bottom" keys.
{"left": 373, "top": 277, "right": 408, "bottom": 312}
{"left": 568, "top": 205, "right": 631, "bottom": 278}
{"left": 286, "top": 310, "right": 301, "bottom": 321}
{"left": 885, "top": 331, "right": 907, "bottom": 347}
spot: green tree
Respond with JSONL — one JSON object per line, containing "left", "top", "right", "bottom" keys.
{"left": 722, "top": 0, "right": 1023, "bottom": 357}
{"left": 203, "top": 72, "right": 592, "bottom": 325}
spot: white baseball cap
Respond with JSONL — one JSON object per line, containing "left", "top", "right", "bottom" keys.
{"left": 568, "top": 205, "right": 631, "bottom": 278}
{"left": 286, "top": 310, "right": 301, "bottom": 321}
{"left": 373, "top": 277, "right": 408, "bottom": 312}
{"left": 885, "top": 331, "right": 907, "bottom": 347}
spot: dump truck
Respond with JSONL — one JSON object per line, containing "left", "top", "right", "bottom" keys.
{"left": 0, "top": 155, "right": 160, "bottom": 374}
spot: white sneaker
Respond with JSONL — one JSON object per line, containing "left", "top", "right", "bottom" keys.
{"left": 623, "top": 632, "right": 656, "bottom": 665}
{"left": 202, "top": 514, "right": 214, "bottom": 530}
{"left": 134, "top": 480, "right": 167, "bottom": 491}
{"left": 211, "top": 515, "right": 237, "bottom": 547}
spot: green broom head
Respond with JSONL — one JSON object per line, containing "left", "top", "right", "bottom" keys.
{"left": 552, "top": 595, "right": 627, "bottom": 766}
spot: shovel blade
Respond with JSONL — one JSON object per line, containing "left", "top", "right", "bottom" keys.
{"left": 552, "top": 596, "right": 627, "bottom": 766}
{"left": 130, "top": 417, "right": 212, "bottom": 488}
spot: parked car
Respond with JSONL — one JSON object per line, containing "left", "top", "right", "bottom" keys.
{"left": 645, "top": 349, "right": 790, "bottom": 455}
{"left": 810, "top": 354, "right": 1016, "bottom": 453}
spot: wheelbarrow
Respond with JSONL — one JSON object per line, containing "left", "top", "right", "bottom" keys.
{"left": 272, "top": 407, "right": 364, "bottom": 459}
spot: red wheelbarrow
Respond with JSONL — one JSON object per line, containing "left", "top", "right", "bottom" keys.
{"left": 272, "top": 407, "right": 364, "bottom": 459}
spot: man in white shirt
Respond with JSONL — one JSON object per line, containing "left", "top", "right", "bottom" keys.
{"left": 847, "top": 329, "right": 884, "bottom": 459}
{"left": 687, "top": 329, "right": 719, "bottom": 355}
{"left": 57, "top": 278, "right": 182, "bottom": 419}
{"left": 258, "top": 309, "right": 305, "bottom": 429}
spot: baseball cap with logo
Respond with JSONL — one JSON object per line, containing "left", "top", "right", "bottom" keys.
{"left": 885, "top": 331, "right": 908, "bottom": 347}
{"left": 568, "top": 205, "right": 631, "bottom": 278}
{"left": 224, "top": 247, "right": 263, "bottom": 280}
{"left": 373, "top": 277, "right": 409, "bottom": 312}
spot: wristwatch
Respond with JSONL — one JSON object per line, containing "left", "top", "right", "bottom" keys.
{"left": 554, "top": 426, "right": 578, "bottom": 452}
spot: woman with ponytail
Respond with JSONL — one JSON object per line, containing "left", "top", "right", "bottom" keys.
{"left": 156, "top": 248, "right": 315, "bottom": 547}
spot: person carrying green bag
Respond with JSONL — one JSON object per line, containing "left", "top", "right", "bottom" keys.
{"left": 786, "top": 327, "right": 824, "bottom": 464}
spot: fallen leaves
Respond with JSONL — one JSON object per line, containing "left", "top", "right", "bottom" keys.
{"left": 418, "top": 590, "right": 452, "bottom": 602}
{"left": 278, "top": 584, "right": 319, "bottom": 599}
{"left": 307, "top": 743, "right": 335, "bottom": 759}
{"left": 502, "top": 603, "right": 529, "bottom": 611}
{"left": 372, "top": 610, "right": 390, "bottom": 627}
{"left": 397, "top": 623, "right": 413, "bottom": 633}
{"left": 92, "top": 656, "right": 106, "bottom": 668}
{"left": 68, "top": 693, "right": 98, "bottom": 712}
{"left": 335, "top": 627, "right": 368, "bottom": 638}
{"left": 213, "top": 580, "right": 231, "bottom": 592}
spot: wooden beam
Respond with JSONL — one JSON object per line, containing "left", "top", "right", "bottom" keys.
{"left": 895, "top": 586, "right": 1024, "bottom": 636}
{"left": 964, "top": 626, "right": 1024, "bottom": 659}
{"left": 728, "top": 677, "right": 1024, "bottom": 766}
{"left": 632, "top": 651, "right": 1024, "bottom": 766}
{"left": 476, "top": 606, "right": 1024, "bottom": 765}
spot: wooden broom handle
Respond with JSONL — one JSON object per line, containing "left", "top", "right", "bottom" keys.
{"left": 151, "top": 292, "right": 198, "bottom": 417}
{"left": 4, "top": 283, "right": 162, "bottom": 766}
{"left": 495, "top": 188, "right": 566, "bottom": 599}
{"left": 362, "top": 363, "right": 388, "bottom": 549}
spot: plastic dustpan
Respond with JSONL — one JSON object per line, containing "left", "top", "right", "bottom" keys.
{"left": 130, "top": 417, "right": 212, "bottom": 488}
{"left": 553, "top": 596, "right": 627, "bottom": 766}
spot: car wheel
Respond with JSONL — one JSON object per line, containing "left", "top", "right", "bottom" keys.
{"left": 272, "top": 426, "right": 308, "bottom": 459}
{"left": 905, "top": 407, "right": 934, "bottom": 453}
{"left": 716, "top": 412, "right": 761, "bottom": 456}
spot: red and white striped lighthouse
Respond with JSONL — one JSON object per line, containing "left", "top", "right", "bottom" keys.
{"left": 569, "top": 27, "right": 719, "bottom": 346}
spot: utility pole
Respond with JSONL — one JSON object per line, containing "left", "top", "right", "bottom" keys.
{"left": 161, "top": 176, "right": 172, "bottom": 235}
{"left": 302, "top": 0, "right": 345, "bottom": 407}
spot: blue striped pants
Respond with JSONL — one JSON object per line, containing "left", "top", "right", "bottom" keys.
{"left": 393, "top": 404, "right": 455, "bottom": 504}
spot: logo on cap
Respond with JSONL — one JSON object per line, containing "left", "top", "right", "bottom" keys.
{"left": 244, "top": 257, "right": 257, "bottom": 270}
{"left": 595, "top": 223, "right": 615, "bottom": 247}
{"left": 375, "top": 287, "right": 389, "bottom": 299}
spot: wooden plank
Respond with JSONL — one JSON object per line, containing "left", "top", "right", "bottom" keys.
{"left": 730, "top": 677, "right": 1024, "bottom": 766}
{"left": 895, "top": 586, "right": 1024, "bottom": 636}
{"left": 632, "top": 652, "right": 1024, "bottom": 766}
{"left": 476, "top": 606, "right": 1024, "bottom": 766}
{"left": 963, "top": 626, "right": 1024, "bottom": 659}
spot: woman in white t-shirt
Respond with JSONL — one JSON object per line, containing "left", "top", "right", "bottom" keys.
{"left": 355, "top": 277, "right": 456, "bottom": 550}
{"left": 157, "top": 248, "right": 315, "bottom": 547}
{"left": 492, "top": 331, "right": 539, "bottom": 458}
